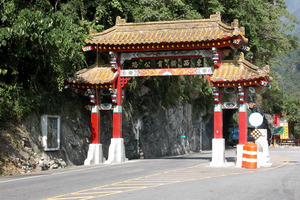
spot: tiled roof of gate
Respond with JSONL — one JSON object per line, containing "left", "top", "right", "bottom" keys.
{"left": 210, "top": 53, "right": 271, "bottom": 83}
{"left": 86, "top": 12, "right": 248, "bottom": 45}
{"left": 67, "top": 64, "right": 117, "bottom": 85}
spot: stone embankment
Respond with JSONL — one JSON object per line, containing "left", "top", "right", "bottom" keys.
{"left": 1, "top": 88, "right": 214, "bottom": 176}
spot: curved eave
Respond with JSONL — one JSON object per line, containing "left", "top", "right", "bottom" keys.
{"left": 66, "top": 72, "right": 118, "bottom": 84}
{"left": 65, "top": 73, "right": 118, "bottom": 89}
{"left": 86, "top": 32, "right": 246, "bottom": 45}
{"left": 210, "top": 78, "right": 269, "bottom": 88}
{"left": 89, "top": 39, "right": 237, "bottom": 53}
{"left": 85, "top": 14, "right": 248, "bottom": 52}
{"left": 66, "top": 82, "right": 114, "bottom": 90}
{"left": 66, "top": 65, "right": 119, "bottom": 89}
{"left": 210, "top": 53, "right": 272, "bottom": 87}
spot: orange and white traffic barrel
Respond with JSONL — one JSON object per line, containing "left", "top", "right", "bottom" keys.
{"left": 246, "top": 142, "right": 257, "bottom": 169}
{"left": 242, "top": 142, "right": 249, "bottom": 168}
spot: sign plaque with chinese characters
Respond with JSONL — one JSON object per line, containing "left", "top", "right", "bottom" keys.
{"left": 121, "top": 57, "right": 213, "bottom": 77}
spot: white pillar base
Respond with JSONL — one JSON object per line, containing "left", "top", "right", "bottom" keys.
{"left": 105, "top": 138, "right": 128, "bottom": 164}
{"left": 84, "top": 144, "right": 105, "bottom": 165}
{"left": 255, "top": 138, "right": 272, "bottom": 167}
{"left": 235, "top": 144, "right": 244, "bottom": 167}
{"left": 210, "top": 138, "right": 227, "bottom": 167}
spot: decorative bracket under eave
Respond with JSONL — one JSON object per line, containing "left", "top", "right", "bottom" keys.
{"left": 120, "top": 77, "right": 131, "bottom": 88}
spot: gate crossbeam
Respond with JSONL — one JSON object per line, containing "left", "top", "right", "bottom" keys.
{"left": 120, "top": 67, "right": 213, "bottom": 77}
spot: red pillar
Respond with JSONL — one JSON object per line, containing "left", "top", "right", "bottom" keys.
{"left": 112, "top": 53, "right": 122, "bottom": 138}
{"left": 238, "top": 86, "right": 247, "bottom": 145}
{"left": 213, "top": 87, "right": 223, "bottom": 138}
{"left": 90, "top": 89, "right": 100, "bottom": 144}
{"left": 214, "top": 107, "right": 223, "bottom": 138}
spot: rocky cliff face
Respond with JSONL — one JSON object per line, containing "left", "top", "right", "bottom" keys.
{"left": 122, "top": 101, "right": 213, "bottom": 159}
{"left": 0, "top": 88, "right": 214, "bottom": 175}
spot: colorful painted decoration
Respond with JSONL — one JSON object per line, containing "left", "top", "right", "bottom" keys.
{"left": 259, "top": 80, "right": 270, "bottom": 88}
{"left": 213, "top": 92, "right": 220, "bottom": 103}
{"left": 89, "top": 94, "right": 95, "bottom": 104}
{"left": 233, "top": 39, "right": 242, "bottom": 44}
{"left": 124, "top": 57, "right": 204, "bottom": 69}
{"left": 238, "top": 91, "right": 245, "bottom": 103}
{"left": 82, "top": 46, "right": 93, "bottom": 51}
{"left": 110, "top": 57, "right": 117, "bottom": 69}
{"left": 242, "top": 45, "right": 250, "bottom": 51}
{"left": 120, "top": 67, "right": 213, "bottom": 77}
{"left": 100, "top": 103, "right": 113, "bottom": 110}
{"left": 111, "top": 93, "right": 117, "bottom": 104}
{"left": 212, "top": 53, "right": 219, "bottom": 64}
{"left": 223, "top": 102, "right": 237, "bottom": 109}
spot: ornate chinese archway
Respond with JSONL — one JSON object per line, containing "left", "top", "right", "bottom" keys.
{"left": 66, "top": 12, "right": 271, "bottom": 166}
{"left": 209, "top": 52, "right": 271, "bottom": 166}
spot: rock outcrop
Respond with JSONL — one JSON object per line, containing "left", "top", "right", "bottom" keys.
{"left": 0, "top": 87, "right": 214, "bottom": 175}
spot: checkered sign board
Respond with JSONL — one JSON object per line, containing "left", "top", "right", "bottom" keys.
{"left": 251, "top": 129, "right": 262, "bottom": 139}
{"left": 251, "top": 129, "right": 267, "bottom": 140}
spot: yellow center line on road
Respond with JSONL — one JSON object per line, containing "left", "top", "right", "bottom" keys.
{"left": 77, "top": 191, "right": 122, "bottom": 195}
{"left": 45, "top": 159, "right": 291, "bottom": 200}
{"left": 117, "top": 183, "right": 168, "bottom": 186}
{"left": 123, "top": 180, "right": 177, "bottom": 183}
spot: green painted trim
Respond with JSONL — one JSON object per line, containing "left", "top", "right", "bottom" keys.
{"left": 214, "top": 104, "right": 222, "bottom": 112}
{"left": 238, "top": 104, "right": 247, "bottom": 112}
{"left": 113, "top": 105, "right": 122, "bottom": 113}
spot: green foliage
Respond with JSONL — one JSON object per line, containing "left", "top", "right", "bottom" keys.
{"left": 187, "top": 0, "right": 298, "bottom": 65}
{"left": 0, "top": 0, "right": 89, "bottom": 120}
{"left": 283, "top": 96, "right": 300, "bottom": 138}
{"left": 272, "top": 48, "right": 300, "bottom": 98}
{"left": 283, "top": 96, "right": 300, "bottom": 123}
{"left": 0, "top": 0, "right": 298, "bottom": 122}
{"left": 260, "top": 78, "right": 284, "bottom": 114}
{"left": 130, "top": 0, "right": 202, "bottom": 22}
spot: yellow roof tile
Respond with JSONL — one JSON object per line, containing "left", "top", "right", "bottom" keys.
{"left": 68, "top": 64, "right": 117, "bottom": 85}
{"left": 210, "top": 53, "right": 271, "bottom": 83}
{"left": 87, "top": 12, "right": 248, "bottom": 46}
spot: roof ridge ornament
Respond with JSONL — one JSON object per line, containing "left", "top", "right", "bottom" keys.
{"left": 231, "top": 19, "right": 239, "bottom": 28}
{"left": 210, "top": 11, "right": 221, "bottom": 21}
{"left": 233, "top": 52, "right": 244, "bottom": 63}
{"left": 240, "top": 27, "right": 245, "bottom": 35}
{"left": 116, "top": 16, "right": 126, "bottom": 25}
{"left": 263, "top": 65, "right": 270, "bottom": 74}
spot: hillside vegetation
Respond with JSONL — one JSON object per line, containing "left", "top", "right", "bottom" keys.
{"left": 0, "top": 0, "right": 298, "bottom": 123}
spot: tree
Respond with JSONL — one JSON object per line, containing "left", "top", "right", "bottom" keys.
{"left": 0, "top": 0, "right": 298, "bottom": 121}
{"left": 187, "top": 0, "right": 298, "bottom": 65}
{"left": 0, "top": 0, "right": 88, "bottom": 120}
{"left": 282, "top": 96, "right": 300, "bottom": 138}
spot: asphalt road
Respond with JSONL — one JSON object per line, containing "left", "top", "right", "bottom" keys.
{"left": 0, "top": 147, "right": 299, "bottom": 200}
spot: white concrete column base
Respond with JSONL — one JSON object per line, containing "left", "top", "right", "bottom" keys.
{"left": 105, "top": 138, "right": 128, "bottom": 164}
{"left": 84, "top": 144, "right": 105, "bottom": 165}
{"left": 256, "top": 138, "right": 272, "bottom": 167}
{"left": 235, "top": 144, "right": 244, "bottom": 167}
{"left": 210, "top": 138, "right": 227, "bottom": 167}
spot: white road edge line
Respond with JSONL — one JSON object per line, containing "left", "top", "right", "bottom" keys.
{"left": 0, "top": 160, "right": 143, "bottom": 184}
